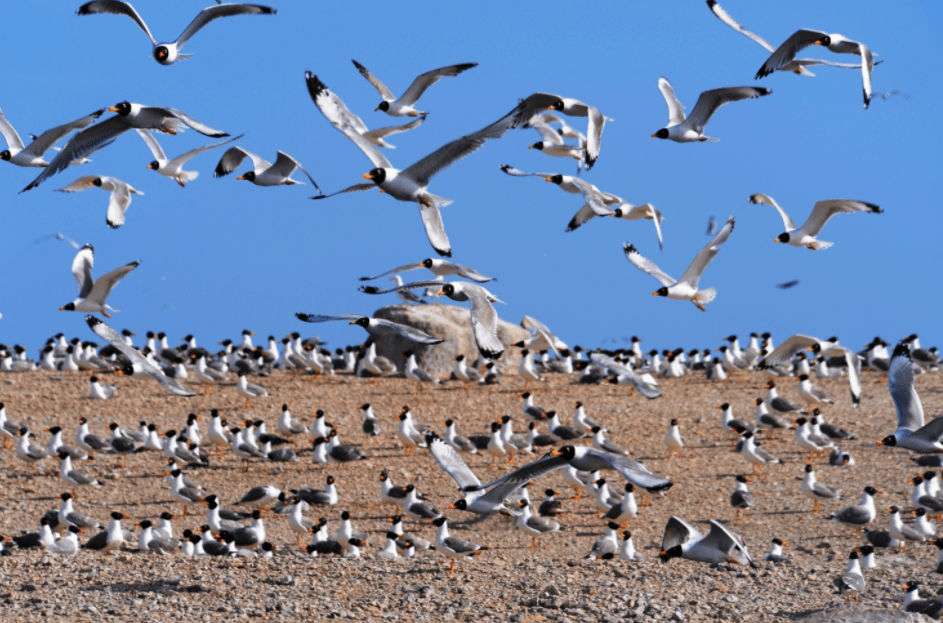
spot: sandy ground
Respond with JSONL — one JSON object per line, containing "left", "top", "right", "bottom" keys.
{"left": 0, "top": 365, "right": 941, "bottom": 622}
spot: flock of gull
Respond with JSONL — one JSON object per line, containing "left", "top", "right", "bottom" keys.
{"left": 0, "top": 1, "right": 936, "bottom": 617}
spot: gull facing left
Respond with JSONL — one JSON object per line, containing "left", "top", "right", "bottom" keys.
{"left": 56, "top": 176, "right": 143, "bottom": 229}
{"left": 750, "top": 193, "right": 882, "bottom": 250}
{"left": 60, "top": 244, "right": 139, "bottom": 317}
{"left": 623, "top": 216, "right": 734, "bottom": 311}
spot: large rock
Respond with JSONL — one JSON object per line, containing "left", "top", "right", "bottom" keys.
{"left": 794, "top": 606, "right": 928, "bottom": 623}
{"left": 371, "top": 304, "right": 531, "bottom": 376}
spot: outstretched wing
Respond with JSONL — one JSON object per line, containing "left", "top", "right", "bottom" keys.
{"left": 499, "top": 164, "right": 560, "bottom": 179}
{"left": 304, "top": 71, "right": 369, "bottom": 136}
{"left": 77, "top": 1, "right": 157, "bottom": 44}
{"left": 658, "top": 78, "right": 686, "bottom": 127}
{"left": 214, "top": 146, "right": 269, "bottom": 177}
{"left": 686, "top": 88, "right": 771, "bottom": 134}
{"left": 757, "top": 334, "right": 820, "bottom": 368}
{"left": 25, "top": 108, "right": 106, "bottom": 158}
{"left": 358, "top": 262, "right": 427, "bottom": 281}
{"left": 756, "top": 29, "right": 828, "bottom": 79}
{"left": 623, "top": 243, "right": 675, "bottom": 287}
{"left": 175, "top": 3, "right": 276, "bottom": 49}
{"left": 0, "top": 106, "right": 26, "bottom": 151}
{"left": 588, "top": 352, "right": 662, "bottom": 399}
{"left": 706, "top": 0, "right": 775, "bottom": 52}
{"left": 678, "top": 216, "right": 734, "bottom": 288}
{"left": 369, "top": 318, "right": 444, "bottom": 344}
{"left": 398, "top": 63, "right": 477, "bottom": 107}
{"left": 87, "top": 260, "right": 140, "bottom": 305}
{"left": 295, "top": 313, "right": 362, "bottom": 323}
{"left": 662, "top": 516, "right": 703, "bottom": 551}
{"left": 800, "top": 199, "right": 881, "bottom": 238}
{"left": 351, "top": 60, "right": 396, "bottom": 101}
{"left": 749, "top": 193, "right": 797, "bottom": 232}
{"left": 72, "top": 244, "right": 95, "bottom": 299}
{"left": 427, "top": 434, "right": 481, "bottom": 490}
{"left": 888, "top": 341, "right": 924, "bottom": 432}
{"left": 358, "top": 280, "right": 444, "bottom": 295}
{"left": 135, "top": 129, "right": 166, "bottom": 161}
{"left": 168, "top": 133, "right": 244, "bottom": 168}
{"left": 56, "top": 176, "right": 99, "bottom": 193}
{"left": 85, "top": 316, "right": 196, "bottom": 397}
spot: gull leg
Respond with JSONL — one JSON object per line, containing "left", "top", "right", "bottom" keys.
{"left": 530, "top": 536, "right": 536, "bottom": 550}
{"left": 813, "top": 500, "right": 820, "bottom": 514}
{"left": 446, "top": 559, "right": 455, "bottom": 573}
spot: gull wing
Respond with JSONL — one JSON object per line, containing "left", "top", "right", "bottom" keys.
{"left": 588, "top": 352, "right": 662, "bottom": 399}
{"left": 427, "top": 435, "right": 481, "bottom": 490}
{"left": 860, "top": 43, "right": 874, "bottom": 109}
{"left": 889, "top": 341, "right": 925, "bottom": 432}
{"left": 819, "top": 345, "right": 862, "bottom": 407}
{"left": 214, "top": 146, "right": 270, "bottom": 177}
{"left": 521, "top": 316, "right": 564, "bottom": 356}
{"left": 77, "top": 1, "right": 157, "bottom": 44}
{"left": 166, "top": 133, "right": 243, "bottom": 169}
{"left": 418, "top": 201, "right": 451, "bottom": 257}
{"left": 0, "top": 106, "right": 26, "bottom": 151}
{"left": 476, "top": 453, "right": 570, "bottom": 492}
{"left": 706, "top": 0, "right": 775, "bottom": 52}
{"left": 566, "top": 204, "right": 603, "bottom": 232}
{"left": 351, "top": 60, "right": 396, "bottom": 102}
{"left": 749, "top": 193, "right": 797, "bottom": 232}
{"left": 268, "top": 150, "right": 301, "bottom": 178}
{"left": 162, "top": 108, "right": 228, "bottom": 138}
{"left": 447, "top": 261, "right": 494, "bottom": 283}
{"left": 369, "top": 318, "right": 444, "bottom": 344}
{"left": 56, "top": 176, "right": 99, "bottom": 193}
{"left": 756, "top": 29, "right": 829, "bottom": 79}
{"left": 800, "top": 199, "right": 882, "bottom": 238}
{"left": 499, "top": 164, "right": 560, "bottom": 179}
{"left": 85, "top": 316, "right": 196, "bottom": 397}
{"left": 623, "top": 243, "right": 675, "bottom": 287}
{"left": 704, "top": 520, "right": 753, "bottom": 565}
{"left": 584, "top": 105, "right": 605, "bottom": 170}
{"left": 135, "top": 129, "right": 166, "bottom": 161}
{"left": 584, "top": 448, "right": 673, "bottom": 491}
{"left": 686, "top": 88, "right": 771, "bottom": 134}
{"left": 104, "top": 179, "right": 134, "bottom": 229}
{"left": 304, "top": 72, "right": 369, "bottom": 136}
{"left": 363, "top": 116, "right": 425, "bottom": 144}
{"left": 398, "top": 63, "right": 477, "bottom": 107}
{"left": 86, "top": 259, "right": 140, "bottom": 305}
{"left": 461, "top": 285, "right": 503, "bottom": 359}
{"left": 295, "top": 313, "right": 363, "bottom": 323}
{"left": 757, "top": 334, "right": 820, "bottom": 368}
{"left": 662, "top": 516, "right": 703, "bottom": 551}
{"left": 359, "top": 262, "right": 426, "bottom": 281}
{"left": 175, "top": 3, "right": 275, "bottom": 49}
{"left": 21, "top": 115, "right": 129, "bottom": 192}
{"left": 658, "top": 78, "right": 686, "bottom": 127}
{"left": 25, "top": 108, "right": 106, "bottom": 158}
{"left": 678, "top": 216, "right": 734, "bottom": 288}
{"left": 359, "top": 280, "right": 446, "bottom": 295}
{"left": 72, "top": 244, "right": 95, "bottom": 299}
{"left": 345, "top": 128, "right": 392, "bottom": 169}
{"left": 529, "top": 117, "right": 564, "bottom": 146}
{"left": 309, "top": 182, "right": 375, "bottom": 201}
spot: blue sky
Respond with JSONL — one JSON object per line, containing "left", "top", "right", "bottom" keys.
{"left": 1, "top": 1, "right": 940, "bottom": 355}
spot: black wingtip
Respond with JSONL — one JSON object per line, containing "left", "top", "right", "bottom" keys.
{"left": 295, "top": 313, "right": 311, "bottom": 322}
{"left": 360, "top": 286, "right": 380, "bottom": 294}
{"left": 623, "top": 243, "right": 637, "bottom": 254}
{"left": 309, "top": 195, "right": 326, "bottom": 200}
{"left": 84, "top": 315, "right": 100, "bottom": 327}
{"left": 435, "top": 247, "right": 452, "bottom": 258}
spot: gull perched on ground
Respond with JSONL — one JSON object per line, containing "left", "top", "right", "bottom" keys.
{"left": 76, "top": 1, "right": 276, "bottom": 65}
{"left": 877, "top": 342, "right": 943, "bottom": 453}
{"left": 137, "top": 129, "right": 241, "bottom": 187}
{"left": 623, "top": 216, "right": 734, "bottom": 311}
{"left": 651, "top": 78, "right": 771, "bottom": 142}
{"left": 295, "top": 313, "right": 443, "bottom": 345}
{"left": 500, "top": 165, "right": 663, "bottom": 245}
{"left": 351, "top": 60, "right": 477, "bottom": 117}
{"left": 85, "top": 316, "right": 195, "bottom": 396}
{"left": 358, "top": 280, "right": 505, "bottom": 359}
{"left": 310, "top": 88, "right": 552, "bottom": 257}
{"left": 750, "top": 193, "right": 881, "bottom": 250}
{"left": 705, "top": 1, "right": 874, "bottom": 78}
{"left": 1, "top": 106, "right": 105, "bottom": 168}
{"left": 214, "top": 146, "right": 320, "bottom": 190}
{"left": 753, "top": 27, "right": 877, "bottom": 108}
{"left": 60, "top": 244, "right": 139, "bottom": 317}
{"left": 56, "top": 176, "right": 143, "bottom": 229}
{"left": 304, "top": 72, "right": 426, "bottom": 148}
{"left": 21, "top": 101, "right": 228, "bottom": 191}
{"left": 358, "top": 258, "right": 494, "bottom": 283}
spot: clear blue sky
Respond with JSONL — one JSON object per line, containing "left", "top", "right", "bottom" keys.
{"left": 1, "top": 1, "right": 940, "bottom": 355}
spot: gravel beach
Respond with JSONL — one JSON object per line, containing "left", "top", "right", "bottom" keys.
{"left": 1, "top": 365, "right": 941, "bottom": 622}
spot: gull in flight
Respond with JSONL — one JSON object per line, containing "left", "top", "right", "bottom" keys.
{"left": 351, "top": 60, "right": 477, "bottom": 117}
{"left": 137, "top": 130, "right": 242, "bottom": 187}
{"left": 214, "top": 146, "right": 320, "bottom": 190}
{"left": 359, "top": 280, "right": 505, "bottom": 359}
{"left": 304, "top": 73, "right": 426, "bottom": 149}
{"left": 651, "top": 77, "right": 771, "bottom": 143}
{"left": 60, "top": 244, "right": 140, "bottom": 317}
{"left": 294, "top": 313, "right": 443, "bottom": 345}
{"left": 76, "top": 1, "right": 276, "bottom": 65}
{"left": 22, "top": 101, "right": 228, "bottom": 191}
{"left": 753, "top": 26, "right": 877, "bottom": 108}
{"left": 500, "top": 165, "right": 663, "bottom": 247}
{"left": 623, "top": 216, "right": 734, "bottom": 311}
{"left": 85, "top": 316, "right": 195, "bottom": 397}
{"left": 1, "top": 107, "right": 105, "bottom": 168}
{"left": 877, "top": 341, "right": 943, "bottom": 453}
{"left": 56, "top": 176, "right": 143, "bottom": 229}
{"left": 358, "top": 257, "right": 494, "bottom": 283}
{"left": 310, "top": 90, "right": 544, "bottom": 257}
{"left": 750, "top": 193, "right": 881, "bottom": 250}
{"left": 756, "top": 334, "right": 861, "bottom": 407}
{"left": 706, "top": 1, "right": 874, "bottom": 78}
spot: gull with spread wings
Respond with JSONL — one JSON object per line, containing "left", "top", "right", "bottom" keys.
{"left": 85, "top": 316, "right": 195, "bottom": 397}
{"left": 359, "top": 280, "right": 505, "bottom": 359}
{"left": 756, "top": 334, "right": 861, "bottom": 407}
{"left": 623, "top": 216, "right": 735, "bottom": 311}
{"left": 60, "top": 244, "right": 139, "bottom": 317}
{"left": 351, "top": 60, "right": 477, "bottom": 117}
{"left": 651, "top": 78, "right": 771, "bottom": 143}
{"left": 358, "top": 257, "right": 494, "bottom": 283}
{"left": 137, "top": 130, "right": 242, "bottom": 187}
{"left": 877, "top": 341, "right": 943, "bottom": 453}
{"left": 1, "top": 107, "right": 105, "bottom": 168}
{"left": 750, "top": 193, "right": 881, "bottom": 250}
{"left": 294, "top": 313, "right": 443, "bottom": 345}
